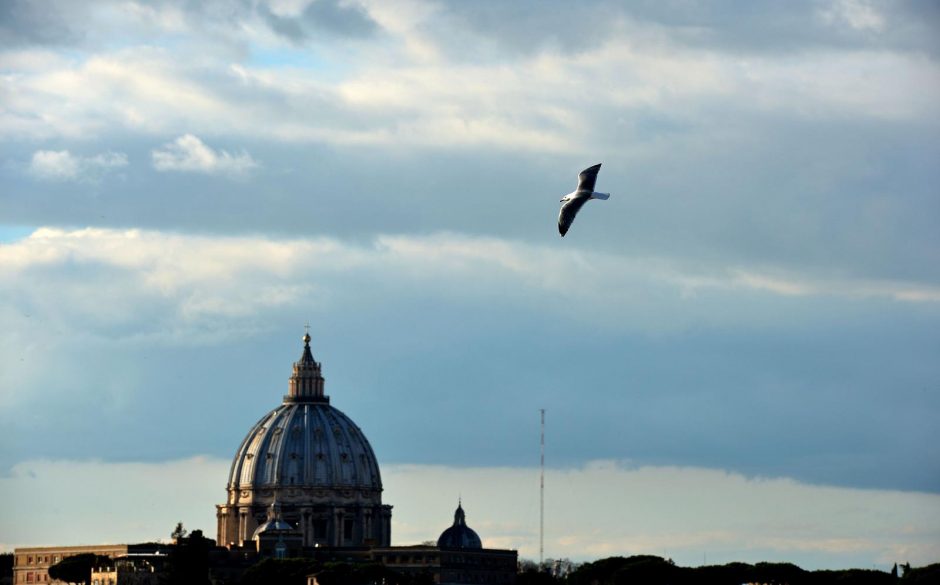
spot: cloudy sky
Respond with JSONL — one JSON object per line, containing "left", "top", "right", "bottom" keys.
{"left": 1, "top": 0, "right": 939, "bottom": 571}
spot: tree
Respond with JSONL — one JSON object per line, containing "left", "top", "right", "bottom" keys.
{"left": 47, "top": 554, "right": 111, "bottom": 585}
{"left": 900, "top": 563, "right": 940, "bottom": 584}
{"left": 567, "top": 555, "right": 678, "bottom": 585}
{"left": 240, "top": 558, "right": 320, "bottom": 585}
{"left": 171, "top": 521, "right": 188, "bottom": 541}
{"left": 687, "top": 562, "right": 754, "bottom": 585}
{"left": 166, "top": 528, "right": 212, "bottom": 585}
{"left": 752, "top": 561, "right": 807, "bottom": 585}
{"left": 516, "top": 568, "right": 559, "bottom": 585}
{"left": 314, "top": 562, "right": 430, "bottom": 585}
{"left": 810, "top": 568, "right": 895, "bottom": 584}
{"left": 241, "top": 560, "right": 429, "bottom": 585}
{"left": 517, "top": 559, "right": 539, "bottom": 573}
{"left": 1, "top": 553, "right": 13, "bottom": 585}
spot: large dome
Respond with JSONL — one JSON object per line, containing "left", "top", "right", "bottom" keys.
{"left": 216, "top": 333, "right": 392, "bottom": 549}
{"left": 227, "top": 401, "right": 381, "bottom": 491}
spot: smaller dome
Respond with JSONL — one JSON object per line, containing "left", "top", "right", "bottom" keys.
{"left": 252, "top": 502, "right": 300, "bottom": 540}
{"left": 252, "top": 518, "right": 295, "bottom": 540}
{"left": 437, "top": 502, "right": 482, "bottom": 549}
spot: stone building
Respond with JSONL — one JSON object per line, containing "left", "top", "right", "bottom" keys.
{"left": 366, "top": 503, "right": 517, "bottom": 585}
{"left": 90, "top": 555, "right": 163, "bottom": 585}
{"left": 11, "top": 545, "right": 168, "bottom": 585}
{"left": 216, "top": 332, "right": 392, "bottom": 548}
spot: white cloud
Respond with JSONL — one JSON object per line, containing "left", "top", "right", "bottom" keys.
{"left": 1, "top": 226, "right": 937, "bottom": 411}
{"left": 151, "top": 134, "right": 258, "bottom": 175}
{"left": 1, "top": 458, "right": 937, "bottom": 569}
{"left": 28, "top": 150, "right": 79, "bottom": 180}
{"left": 819, "top": 0, "right": 886, "bottom": 33}
{"left": 266, "top": 0, "right": 316, "bottom": 18}
{"left": 28, "top": 149, "right": 127, "bottom": 181}
{"left": 2, "top": 7, "right": 937, "bottom": 150}
{"left": 0, "top": 227, "right": 936, "bottom": 352}
{"left": 675, "top": 268, "right": 940, "bottom": 303}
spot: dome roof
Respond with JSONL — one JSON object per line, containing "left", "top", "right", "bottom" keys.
{"left": 252, "top": 517, "right": 296, "bottom": 539}
{"left": 437, "top": 503, "right": 482, "bottom": 549}
{"left": 226, "top": 333, "right": 382, "bottom": 492}
{"left": 228, "top": 403, "right": 382, "bottom": 490}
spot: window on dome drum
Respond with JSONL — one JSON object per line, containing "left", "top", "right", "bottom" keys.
{"left": 343, "top": 518, "right": 354, "bottom": 542}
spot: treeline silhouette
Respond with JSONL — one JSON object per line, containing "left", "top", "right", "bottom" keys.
{"left": 519, "top": 555, "right": 940, "bottom": 585}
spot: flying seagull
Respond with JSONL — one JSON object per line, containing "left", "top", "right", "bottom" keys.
{"left": 558, "top": 163, "right": 609, "bottom": 237}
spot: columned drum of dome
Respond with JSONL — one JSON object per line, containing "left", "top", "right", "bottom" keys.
{"left": 216, "top": 333, "right": 392, "bottom": 549}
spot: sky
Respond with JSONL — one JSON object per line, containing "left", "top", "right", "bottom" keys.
{"left": 1, "top": 0, "right": 939, "bottom": 571}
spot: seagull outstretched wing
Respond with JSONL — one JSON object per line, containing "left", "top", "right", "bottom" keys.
{"left": 558, "top": 196, "right": 588, "bottom": 237}
{"left": 576, "top": 163, "right": 602, "bottom": 193}
{"left": 558, "top": 163, "right": 607, "bottom": 237}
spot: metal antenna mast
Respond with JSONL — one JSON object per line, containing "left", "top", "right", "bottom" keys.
{"left": 540, "top": 408, "right": 545, "bottom": 569}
